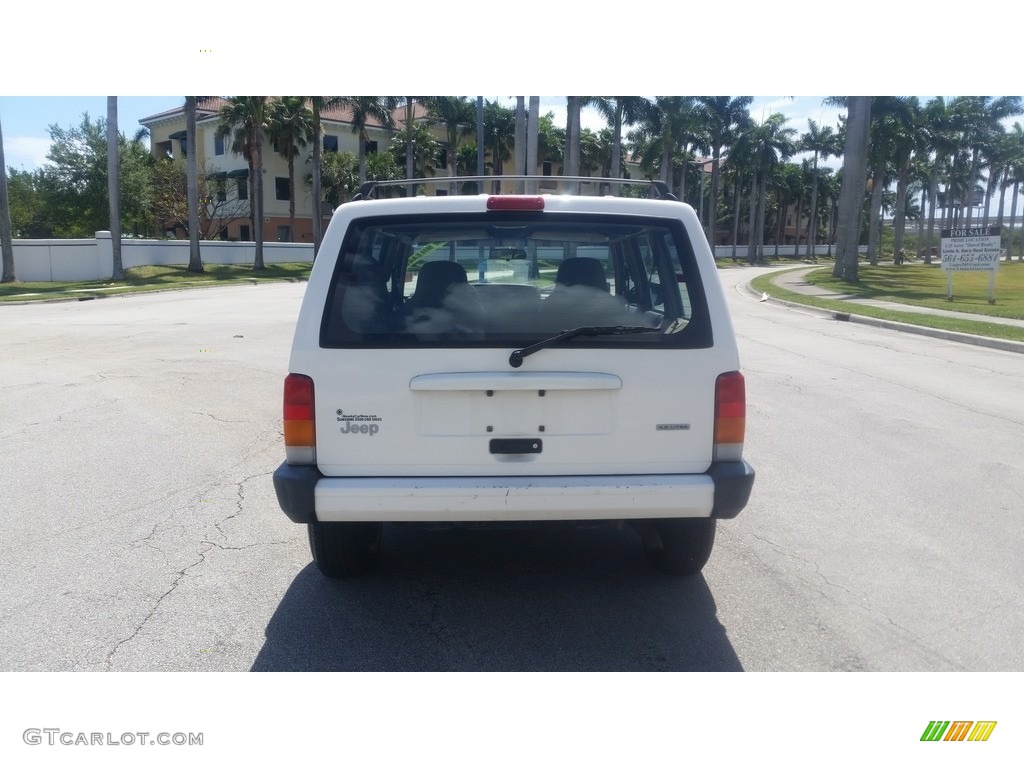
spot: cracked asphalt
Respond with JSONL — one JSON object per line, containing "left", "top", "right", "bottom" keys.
{"left": 1, "top": 278, "right": 1022, "bottom": 671}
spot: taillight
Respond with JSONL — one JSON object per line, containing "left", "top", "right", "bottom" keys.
{"left": 714, "top": 371, "right": 745, "bottom": 461}
{"left": 486, "top": 196, "right": 544, "bottom": 211}
{"left": 283, "top": 373, "right": 315, "bottom": 464}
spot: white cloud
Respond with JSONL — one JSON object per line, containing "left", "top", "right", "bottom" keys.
{"left": 3, "top": 137, "right": 51, "bottom": 171}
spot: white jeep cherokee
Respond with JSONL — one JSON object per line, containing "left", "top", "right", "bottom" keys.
{"left": 273, "top": 177, "right": 754, "bottom": 577}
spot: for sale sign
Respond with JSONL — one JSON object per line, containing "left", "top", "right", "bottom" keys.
{"left": 940, "top": 227, "right": 1001, "bottom": 271}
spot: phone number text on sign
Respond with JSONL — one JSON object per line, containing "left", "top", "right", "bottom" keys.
{"left": 940, "top": 229, "right": 1001, "bottom": 271}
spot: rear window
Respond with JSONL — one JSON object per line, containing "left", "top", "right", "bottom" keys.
{"left": 320, "top": 213, "right": 712, "bottom": 349}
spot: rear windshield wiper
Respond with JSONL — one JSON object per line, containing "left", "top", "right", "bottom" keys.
{"left": 509, "top": 325, "right": 661, "bottom": 368}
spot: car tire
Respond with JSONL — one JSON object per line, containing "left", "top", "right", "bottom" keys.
{"left": 643, "top": 518, "right": 716, "bottom": 576}
{"left": 307, "top": 521, "right": 382, "bottom": 577}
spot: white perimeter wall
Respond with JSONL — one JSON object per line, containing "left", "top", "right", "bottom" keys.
{"left": 11, "top": 233, "right": 863, "bottom": 282}
{"left": 12, "top": 232, "right": 314, "bottom": 282}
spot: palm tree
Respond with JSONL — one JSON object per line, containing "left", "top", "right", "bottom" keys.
{"left": 483, "top": 100, "right": 516, "bottom": 191}
{"left": 564, "top": 97, "right": 582, "bottom": 191}
{"left": 832, "top": 97, "right": 872, "bottom": 282}
{"left": 185, "top": 96, "right": 202, "bottom": 273}
{"left": 0, "top": 114, "right": 16, "bottom": 283}
{"left": 217, "top": 96, "right": 269, "bottom": 270}
{"left": 629, "top": 97, "right": 704, "bottom": 200}
{"left": 585, "top": 97, "right": 652, "bottom": 190}
{"left": 771, "top": 162, "right": 806, "bottom": 256}
{"left": 423, "top": 97, "right": 476, "bottom": 192}
{"left": 527, "top": 97, "right": 540, "bottom": 190}
{"left": 389, "top": 121, "right": 440, "bottom": 181}
{"left": 307, "top": 96, "right": 338, "bottom": 258}
{"left": 953, "top": 97, "right": 1024, "bottom": 226}
{"left": 698, "top": 97, "right": 753, "bottom": 243}
{"left": 1003, "top": 123, "right": 1024, "bottom": 259}
{"left": 863, "top": 97, "right": 917, "bottom": 264}
{"left": 399, "top": 97, "right": 421, "bottom": 185}
{"left": 269, "top": 97, "right": 313, "bottom": 242}
{"left": 919, "top": 97, "right": 958, "bottom": 263}
{"left": 817, "top": 168, "right": 841, "bottom": 259}
{"left": 107, "top": 97, "right": 124, "bottom": 280}
{"left": 732, "top": 112, "right": 797, "bottom": 262}
{"left": 722, "top": 154, "right": 748, "bottom": 259}
{"left": 889, "top": 98, "right": 924, "bottom": 261}
{"left": 800, "top": 117, "right": 840, "bottom": 259}
{"left": 337, "top": 97, "right": 397, "bottom": 187}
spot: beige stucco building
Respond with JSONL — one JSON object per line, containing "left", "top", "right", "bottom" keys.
{"left": 140, "top": 97, "right": 440, "bottom": 244}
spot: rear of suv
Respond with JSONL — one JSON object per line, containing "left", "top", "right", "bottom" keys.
{"left": 273, "top": 177, "right": 754, "bottom": 577}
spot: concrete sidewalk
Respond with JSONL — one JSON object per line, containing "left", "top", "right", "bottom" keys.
{"left": 749, "top": 265, "right": 1024, "bottom": 354}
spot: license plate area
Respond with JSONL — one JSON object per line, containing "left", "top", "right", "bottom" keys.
{"left": 490, "top": 438, "right": 543, "bottom": 455}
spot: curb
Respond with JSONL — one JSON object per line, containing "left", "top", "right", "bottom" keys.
{"left": 741, "top": 280, "right": 1024, "bottom": 355}
{"left": 0, "top": 277, "right": 308, "bottom": 306}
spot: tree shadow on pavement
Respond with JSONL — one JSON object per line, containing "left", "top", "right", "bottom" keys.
{"left": 251, "top": 523, "right": 742, "bottom": 672}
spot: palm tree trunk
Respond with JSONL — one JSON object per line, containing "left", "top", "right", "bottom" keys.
{"left": 405, "top": 98, "right": 415, "bottom": 189}
{"left": 0, "top": 116, "right": 16, "bottom": 283}
{"left": 806, "top": 154, "right": 819, "bottom": 259}
{"left": 965, "top": 147, "right": 981, "bottom": 225}
{"left": 565, "top": 97, "right": 581, "bottom": 193}
{"left": 611, "top": 103, "right": 623, "bottom": 195}
{"left": 746, "top": 174, "right": 758, "bottom": 264}
{"left": 827, "top": 198, "right": 836, "bottom": 258}
{"left": 107, "top": 97, "right": 124, "bottom": 280}
{"left": 526, "top": 97, "right": 539, "bottom": 194}
{"left": 756, "top": 175, "right": 768, "bottom": 262}
{"left": 253, "top": 131, "right": 265, "bottom": 270}
{"left": 867, "top": 161, "right": 885, "bottom": 265}
{"left": 1010, "top": 182, "right": 1021, "bottom": 259}
{"left": 834, "top": 97, "right": 871, "bottom": 281}
{"left": 709, "top": 148, "right": 721, "bottom": 244}
{"left": 185, "top": 96, "right": 203, "bottom": 273}
{"left": 892, "top": 157, "right": 911, "bottom": 259}
{"left": 514, "top": 97, "right": 526, "bottom": 192}
{"left": 287, "top": 151, "right": 296, "bottom": 242}
{"left": 731, "top": 177, "right": 741, "bottom": 260}
{"left": 311, "top": 102, "right": 323, "bottom": 259}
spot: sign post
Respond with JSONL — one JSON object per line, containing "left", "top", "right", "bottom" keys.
{"left": 940, "top": 226, "right": 1001, "bottom": 303}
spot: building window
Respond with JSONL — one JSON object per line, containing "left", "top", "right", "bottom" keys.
{"left": 237, "top": 178, "right": 248, "bottom": 200}
{"left": 542, "top": 161, "right": 553, "bottom": 176}
{"left": 180, "top": 138, "right": 188, "bottom": 158}
{"left": 437, "top": 146, "right": 448, "bottom": 168}
{"left": 214, "top": 179, "right": 226, "bottom": 202}
{"left": 277, "top": 225, "right": 292, "bottom": 242}
{"left": 215, "top": 134, "right": 225, "bottom": 155}
{"left": 366, "top": 140, "right": 378, "bottom": 154}
{"left": 218, "top": 227, "right": 229, "bottom": 241}
{"left": 276, "top": 177, "right": 290, "bottom": 201}
{"left": 239, "top": 224, "right": 250, "bottom": 241}
{"left": 323, "top": 135, "right": 338, "bottom": 152}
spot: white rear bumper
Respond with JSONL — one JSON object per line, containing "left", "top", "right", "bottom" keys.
{"left": 314, "top": 474, "right": 714, "bottom": 522}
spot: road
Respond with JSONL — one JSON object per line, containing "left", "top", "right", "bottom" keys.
{"left": 1, "top": 274, "right": 1021, "bottom": 671}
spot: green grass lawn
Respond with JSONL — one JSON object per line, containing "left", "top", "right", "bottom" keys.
{"left": 750, "top": 262, "right": 1024, "bottom": 344}
{"left": 803, "top": 260, "right": 1024, "bottom": 319}
{"left": 0, "top": 263, "right": 311, "bottom": 302}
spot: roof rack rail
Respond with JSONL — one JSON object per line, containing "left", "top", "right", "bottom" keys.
{"left": 352, "top": 176, "right": 678, "bottom": 202}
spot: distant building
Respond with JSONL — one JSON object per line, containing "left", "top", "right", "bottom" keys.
{"left": 140, "top": 98, "right": 436, "bottom": 243}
